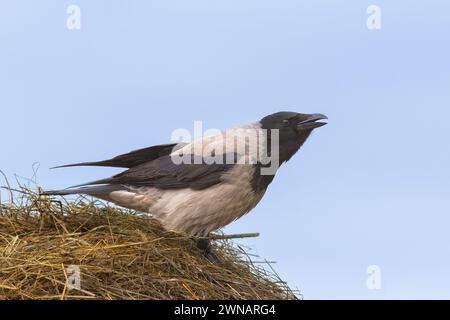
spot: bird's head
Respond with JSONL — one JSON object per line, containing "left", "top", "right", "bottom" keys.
{"left": 260, "top": 111, "right": 328, "bottom": 163}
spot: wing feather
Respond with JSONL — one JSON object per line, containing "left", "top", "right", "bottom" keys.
{"left": 102, "top": 153, "right": 239, "bottom": 190}
{"left": 52, "top": 143, "right": 185, "bottom": 169}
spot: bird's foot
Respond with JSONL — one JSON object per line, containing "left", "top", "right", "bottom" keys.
{"left": 196, "top": 238, "right": 222, "bottom": 264}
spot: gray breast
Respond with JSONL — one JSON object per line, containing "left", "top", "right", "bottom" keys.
{"left": 109, "top": 164, "right": 267, "bottom": 236}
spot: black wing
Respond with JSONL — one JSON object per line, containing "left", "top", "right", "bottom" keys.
{"left": 53, "top": 143, "right": 185, "bottom": 169}
{"left": 79, "top": 153, "right": 239, "bottom": 190}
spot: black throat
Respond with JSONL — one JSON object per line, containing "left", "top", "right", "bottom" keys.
{"left": 250, "top": 119, "right": 313, "bottom": 193}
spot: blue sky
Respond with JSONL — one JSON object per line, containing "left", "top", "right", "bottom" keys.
{"left": 1, "top": 1, "right": 450, "bottom": 299}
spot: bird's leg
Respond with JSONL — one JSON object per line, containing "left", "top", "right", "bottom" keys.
{"left": 196, "top": 238, "right": 221, "bottom": 264}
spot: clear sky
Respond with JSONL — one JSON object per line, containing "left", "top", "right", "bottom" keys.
{"left": 1, "top": 1, "right": 450, "bottom": 299}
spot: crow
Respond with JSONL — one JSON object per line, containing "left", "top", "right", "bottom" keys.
{"left": 44, "top": 111, "right": 327, "bottom": 261}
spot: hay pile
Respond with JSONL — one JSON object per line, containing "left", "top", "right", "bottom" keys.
{"left": 0, "top": 187, "right": 296, "bottom": 300}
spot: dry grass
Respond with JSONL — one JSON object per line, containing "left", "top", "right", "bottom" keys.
{"left": 0, "top": 186, "right": 297, "bottom": 300}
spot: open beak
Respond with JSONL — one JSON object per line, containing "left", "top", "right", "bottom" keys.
{"left": 297, "top": 113, "right": 328, "bottom": 130}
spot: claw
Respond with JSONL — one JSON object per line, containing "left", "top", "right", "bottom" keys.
{"left": 196, "top": 238, "right": 222, "bottom": 264}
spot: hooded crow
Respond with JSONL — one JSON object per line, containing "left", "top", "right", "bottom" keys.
{"left": 44, "top": 111, "right": 327, "bottom": 261}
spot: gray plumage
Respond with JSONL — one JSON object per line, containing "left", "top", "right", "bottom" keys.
{"left": 44, "top": 112, "right": 327, "bottom": 236}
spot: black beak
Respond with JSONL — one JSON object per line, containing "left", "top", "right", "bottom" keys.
{"left": 297, "top": 113, "right": 328, "bottom": 130}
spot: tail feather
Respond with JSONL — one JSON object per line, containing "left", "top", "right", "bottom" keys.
{"left": 41, "top": 189, "right": 77, "bottom": 196}
{"left": 42, "top": 185, "right": 126, "bottom": 197}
